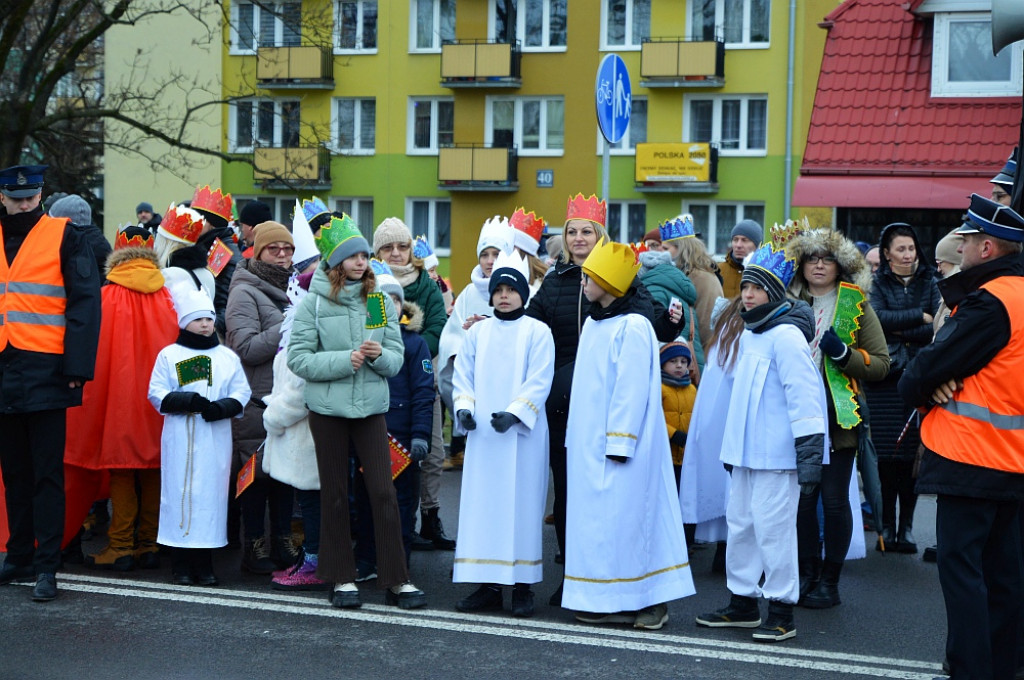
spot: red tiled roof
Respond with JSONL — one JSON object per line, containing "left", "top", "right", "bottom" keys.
{"left": 801, "top": 0, "right": 1021, "bottom": 177}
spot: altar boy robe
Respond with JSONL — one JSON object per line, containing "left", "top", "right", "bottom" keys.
{"left": 564, "top": 312, "right": 696, "bottom": 613}
{"left": 452, "top": 314, "right": 554, "bottom": 585}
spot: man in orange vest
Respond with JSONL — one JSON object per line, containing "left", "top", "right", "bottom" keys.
{"left": 0, "top": 164, "right": 101, "bottom": 602}
{"left": 899, "top": 193, "right": 1024, "bottom": 680}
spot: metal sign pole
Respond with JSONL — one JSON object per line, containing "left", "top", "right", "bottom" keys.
{"left": 602, "top": 142, "right": 610, "bottom": 205}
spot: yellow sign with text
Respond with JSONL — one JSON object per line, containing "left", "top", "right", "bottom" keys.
{"left": 635, "top": 143, "right": 711, "bottom": 183}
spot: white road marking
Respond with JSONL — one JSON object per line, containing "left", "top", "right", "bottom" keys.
{"left": 53, "top": 574, "right": 942, "bottom": 679}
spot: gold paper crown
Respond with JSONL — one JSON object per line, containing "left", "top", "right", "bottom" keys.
{"left": 159, "top": 204, "right": 204, "bottom": 245}
{"left": 510, "top": 207, "right": 544, "bottom": 242}
{"left": 582, "top": 239, "right": 640, "bottom": 297}
{"left": 769, "top": 217, "right": 809, "bottom": 247}
{"left": 114, "top": 229, "right": 153, "bottom": 250}
{"left": 565, "top": 193, "right": 606, "bottom": 228}
{"left": 191, "top": 185, "right": 234, "bottom": 222}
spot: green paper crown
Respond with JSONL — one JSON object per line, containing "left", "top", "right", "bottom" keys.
{"left": 316, "top": 214, "right": 362, "bottom": 264}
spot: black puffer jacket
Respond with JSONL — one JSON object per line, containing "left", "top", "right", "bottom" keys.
{"left": 869, "top": 227, "right": 940, "bottom": 375}
{"left": 0, "top": 208, "right": 102, "bottom": 413}
{"left": 198, "top": 226, "right": 243, "bottom": 335}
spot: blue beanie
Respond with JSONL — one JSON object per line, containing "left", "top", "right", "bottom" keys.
{"left": 660, "top": 342, "right": 692, "bottom": 365}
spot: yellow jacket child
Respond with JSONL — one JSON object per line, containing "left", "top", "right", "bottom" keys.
{"left": 660, "top": 342, "right": 697, "bottom": 467}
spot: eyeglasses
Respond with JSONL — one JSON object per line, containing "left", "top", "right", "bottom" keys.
{"left": 805, "top": 255, "right": 837, "bottom": 265}
{"left": 264, "top": 245, "right": 295, "bottom": 255}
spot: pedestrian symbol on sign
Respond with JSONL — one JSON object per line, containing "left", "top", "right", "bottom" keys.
{"left": 596, "top": 54, "right": 631, "bottom": 144}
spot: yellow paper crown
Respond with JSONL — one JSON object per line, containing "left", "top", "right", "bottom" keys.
{"left": 769, "top": 217, "right": 810, "bottom": 247}
{"left": 581, "top": 239, "right": 640, "bottom": 297}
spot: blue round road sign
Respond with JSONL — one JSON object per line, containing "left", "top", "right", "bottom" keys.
{"left": 596, "top": 54, "right": 631, "bottom": 144}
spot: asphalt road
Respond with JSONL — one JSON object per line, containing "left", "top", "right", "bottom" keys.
{"left": 0, "top": 471, "right": 948, "bottom": 680}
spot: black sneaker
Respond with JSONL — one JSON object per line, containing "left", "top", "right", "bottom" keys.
{"left": 752, "top": 601, "right": 796, "bottom": 642}
{"left": 511, "top": 585, "right": 534, "bottom": 618}
{"left": 695, "top": 595, "right": 761, "bottom": 628}
{"left": 456, "top": 584, "right": 503, "bottom": 612}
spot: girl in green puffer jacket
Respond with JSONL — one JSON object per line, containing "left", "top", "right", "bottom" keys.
{"left": 286, "top": 214, "right": 427, "bottom": 611}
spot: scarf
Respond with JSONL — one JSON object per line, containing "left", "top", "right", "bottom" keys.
{"left": 661, "top": 371, "right": 691, "bottom": 387}
{"left": 470, "top": 265, "right": 490, "bottom": 303}
{"left": 740, "top": 299, "right": 792, "bottom": 331}
{"left": 494, "top": 307, "right": 525, "bottom": 321}
{"left": 810, "top": 287, "right": 838, "bottom": 369}
{"left": 247, "top": 259, "right": 292, "bottom": 291}
{"left": 390, "top": 261, "right": 420, "bottom": 287}
{"left": 176, "top": 328, "right": 220, "bottom": 349}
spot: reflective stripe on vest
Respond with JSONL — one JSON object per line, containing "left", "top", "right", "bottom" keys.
{"left": 0, "top": 215, "right": 68, "bottom": 354}
{"left": 921, "top": 276, "right": 1024, "bottom": 473}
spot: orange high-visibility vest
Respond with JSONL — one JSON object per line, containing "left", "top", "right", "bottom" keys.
{"left": 0, "top": 215, "right": 68, "bottom": 354}
{"left": 921, "top": 276, "right": 1024, "bottom": 473}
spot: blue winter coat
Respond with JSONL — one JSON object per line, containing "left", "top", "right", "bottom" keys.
{"left": 385, "top": 301, "right": 435, "bottom": 448}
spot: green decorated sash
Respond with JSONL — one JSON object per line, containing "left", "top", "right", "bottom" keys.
{"left": 825, "top": 282, "right": 865, "bottom": 429}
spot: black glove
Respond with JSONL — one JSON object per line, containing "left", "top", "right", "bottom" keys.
{"left": 457, "top": 409, "right": 476, "bottom": 432}
{"left": 670, "top": 430, "right": 687, "bottom": 449}
{"left": 490, "top": 411, "right": 520, "bottom": 434}
{"left": 795, "top": 433, "right": 825, "bottom": 485}
{"left": 161, "top": 391, "right": 208, "bottom": 415}
{"left": 723, "top": 462, "right": 733, "bottom": 475}
{"left": 410, "top": 438, "right": 429, "bottom": 463}
{"left": 607, "top": 455, "right": 628, "bottom": 463}
{"left": 201, "top": 398, "right": 243, "bottom": 422}
{"left": 818, "top": 328, "right": 850, "bottom": 363}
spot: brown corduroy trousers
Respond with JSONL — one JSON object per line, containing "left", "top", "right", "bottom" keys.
{"left": 308, "top": 412, "right": 409, "bottom": 589}
{"left": 108, "top": 469, "right": 160, "bottom": 551}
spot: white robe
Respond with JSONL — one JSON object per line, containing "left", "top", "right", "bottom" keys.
{"left": 452, "top": 314, "right": 554, "bottom": 585}
{"left": 148, "top": 342, "right": 251, "bottom": 548}
{"left": 437, "top": 266, "right": 495, "bottom": 426}
{"left": 564, "top": 312, "right": 695, "bottom": 613}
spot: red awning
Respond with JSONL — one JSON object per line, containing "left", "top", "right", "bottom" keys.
{"left": 792, "top": 175, "right": 992, "bottom": 210}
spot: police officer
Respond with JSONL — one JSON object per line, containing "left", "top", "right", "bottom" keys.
{"left": 899, "top": 194, "right": 1024, "bottom": 680}
{"left": 0, "top": 164, "right": 101, "bottom": 601}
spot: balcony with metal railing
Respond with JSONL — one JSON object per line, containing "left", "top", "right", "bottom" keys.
{"left": 440, "top": 40, "right": 521, "bottom": 88}
{"left": 253, "top": 146, "right": 332, "bottom": 190}
{"left": 640, "top": 38, "right": 725, "bottom": 88}
{"left": 256, "top": 46, "right": 334, "bottom": 89}
{"left": 438, "top": 144, "right": 518, "bottom": 191}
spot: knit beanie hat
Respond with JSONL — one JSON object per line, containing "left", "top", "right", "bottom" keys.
{"left": 488, "top": 250, "right": 531, "bottom": 305}
{"left": 373, "top": 217, "right": 413, "bottom": 255}
{"left": 174, "top": 287, "right": 215, "bottom": 329}
{"left": 239, "top": 200, "right": 273, "bottom": 227}
{"left": 136, "top": 202, "right": 154, "bottom": 215}
{"left": 660, "top": 342, "right": 691, "bottom": 366}
{"left": 643, "top": 227, "right": 661, "bottom": 244}
{"left": 731, "top": 219, "right": 763, "bottom": 247}
{"left": 49, "top": 195, "right": 92, "bottom": 225}
{"left": 934, "top": 229, "right": 963, "bottom": 266}
{"left": 252, "top": 221, "right": 294, "bottom": 260}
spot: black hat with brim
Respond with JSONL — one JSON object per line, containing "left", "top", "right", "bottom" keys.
{"left": 955, "top": 193, "right": 1024, "bottom": 242}
{"left": 0, "top": 164, "right": 47, "bottom": 198}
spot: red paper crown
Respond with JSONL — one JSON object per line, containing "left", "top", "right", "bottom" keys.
{"left": 565, "top": 193, "right": 606, "bottom": 228}
{"left": 114, "top": 230, "right": 153, "bottom": 250}
{"left": 160, "top": 205, "right": 204, "bottom": 244}
{"left": 510, "top": 207, "right": 544, "bottom": 242}
{"left": 191, "top": 185, "right": 233, "bottom": 222}
{"left": 630, "top": 242, "right": 649, "bottom": 257}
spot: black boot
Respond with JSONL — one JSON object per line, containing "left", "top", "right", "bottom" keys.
{"left": 801, "top": 560, "right": 842, "bottom": 609}
{"left": 878, "top": 524, "right": 895, "bottom": 552}
{"left": 420, "top": 507, "right": 455, "bottom": 550}
{"left": 409, "top": 530, "right": 435, "bottom": 552}
{"left": 241, "top": 538, "right": 277, "bottom": 574}
{"left": 752, "top": 600, "right": 796, "bottom": 641}
{"left": 171, "top": 548, "right": 193, "bottom": 586}
{"left": 798, "top": 554, "right": 821, "bottom": 601}
{"left": 896, "top": 521, "right": 917, "bottom": 554}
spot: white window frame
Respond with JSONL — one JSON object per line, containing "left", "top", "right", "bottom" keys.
{"left": 485, "top": 96, "right": 565, "bottom": 157}
{"left": 331, "top": 98, "right": 376, "bottom": 155}
{"left": 407, "top": 97, "right": 455, "bottom": 155}
{"left": 332, "top": 197, "right": 375, "bottom": 239}
{"left": 228, "top": 98, "right": 302, "bottom": 153}
{"left": 334, "top": 0, "right": 379, "bottom": 54}
{"left": 690, "top": 0, "right": 770, "bottom": 49}
{"left": 931, "top": 12, "right": 1023, "bottom": 98}
{"left": 406, "top": 198, "right": 452, "bottom": 256}
{"left": 234, "top": 196, "right": 298, "bottom": 224}
{"left": 684, "top": 94, "right": 768, "bottom": 157}
{"left": 229, "top": 1, "right": 302, "bottom": 55}
{"left": 597, "top": 96, "right": 647, "bottom": 155}
{"left": 600, "top": 0, "right": 650, "bottom": 51}
{"left": 410, "top": 0, "right": 456, "bottom": 53}
{"left": 606, "top": 201, "right": 648, "bottom": 243}
{"left": 488, "top": 0, "right": 567, "bottom": 53}
{"left": 682, "top": 201, "right": 764, "bottom": 256}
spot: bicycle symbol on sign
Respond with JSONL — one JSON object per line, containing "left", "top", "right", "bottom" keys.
{"left": 596, "top": 79, "right": 613, "bottom": 106}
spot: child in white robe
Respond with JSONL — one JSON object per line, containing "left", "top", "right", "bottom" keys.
{"left": 695, "top": 242, "right": 826, "bottom": 642}
{"left": 452, "top": 251, "right": 554, "bottom": 618}
{"left": 564, "top": 240, "right": 695, "bottom": 631}
{"left": 148, "top": 287, "right": 251, "bottom": 586}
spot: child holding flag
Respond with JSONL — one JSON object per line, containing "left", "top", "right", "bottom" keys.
{"left": 148, "top": 287, "right": 251, "bottom": 586}
{"left": 287, "top": 215, "right": 427, "bottom": 610}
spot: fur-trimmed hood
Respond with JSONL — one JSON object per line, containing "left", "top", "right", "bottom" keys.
{"left": 104, "top": 246, "right": 165, "bottom": 294}
{"left": 786, "top": 228, "right": 872, "bottom": 298}
{"left": 401, "top": 300, "right": 424, "bottom": 333}
{"left": 105, "top": 245, "right": 159, "bottom": 275}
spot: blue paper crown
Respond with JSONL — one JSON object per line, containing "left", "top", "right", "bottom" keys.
{"left": 413, "top": 235, "right": 434, "bottom": 259}
{"left": 746, "top": 243, "right": 796, "bottom": 288}
{"left": 369, "top": 258, "right": 394, "bottom": 277}
{"left": 301, "top": 196, "right": 329, "bottom": 223}
{"left": 658, "top": 215, "right": 695, "bottom": 242}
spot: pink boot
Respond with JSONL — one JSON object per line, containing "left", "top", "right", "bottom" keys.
{"left": 271, "top": 557, "right": 329, "bottom": 591}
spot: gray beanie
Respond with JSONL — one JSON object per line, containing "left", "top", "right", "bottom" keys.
{"left": 731, "top": 219, "right": 763, "bottom": 247}
{"left": 136, "top": 202, "right": 154, "bottom": 214}
{"left": 49, "top": 194, "right": 92, "bottom": 226}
